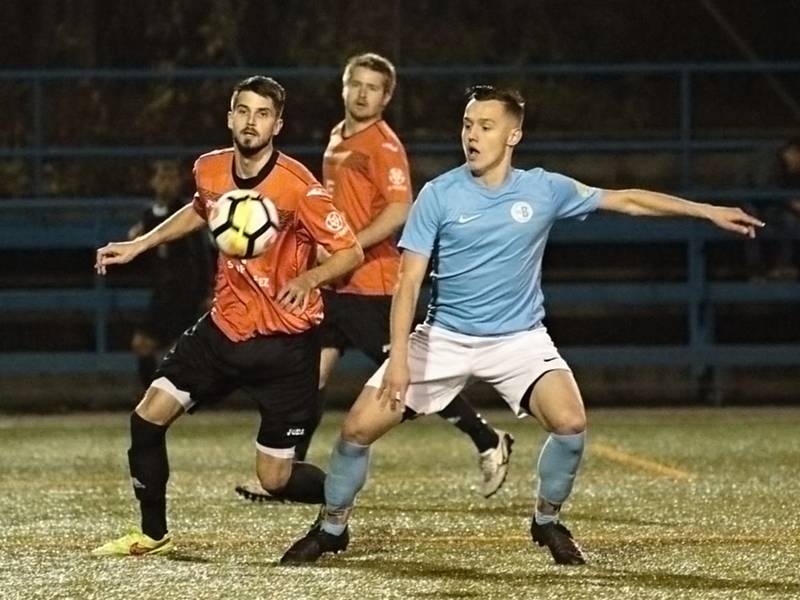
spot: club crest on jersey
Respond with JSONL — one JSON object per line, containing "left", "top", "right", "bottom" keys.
{"left": 325, "top": 211, "right": 346, "bottom": 232}
{"left": 388, "top": 167, "right": 407, "bottom": 187}
{"left": 511, "top": 201, "right": 533, "bottom": 223}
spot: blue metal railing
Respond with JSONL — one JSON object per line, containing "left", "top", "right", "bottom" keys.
{"left": 2, "top": 197, "right": 799, "bottom": 385}
{"left": 2, "top": 62, "right": 799, "bottom": 401}
{"left": 3, "top": 61, "right": 800, "bottom": 195}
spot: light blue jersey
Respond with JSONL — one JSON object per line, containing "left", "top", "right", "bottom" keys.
{"left": 399, "top": 164, "right": 603, "bottom": 336}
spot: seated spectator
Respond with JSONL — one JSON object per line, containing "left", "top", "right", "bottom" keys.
{"left": 745, "top": 138, "right": 800, "bottom": 281}
{"left": 129, "top": 160, "right": 213, "bottom": 389}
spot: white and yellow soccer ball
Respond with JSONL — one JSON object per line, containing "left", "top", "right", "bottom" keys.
{"left": 208, "top": 189, "right": 280, "bottom": 258}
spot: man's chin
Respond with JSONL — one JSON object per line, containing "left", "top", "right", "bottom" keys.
{"left": 234, "top": 139, "right": 269, "bottom": 158}
{"left": 465, "top": 159, "right": 484, "bottom": 175}
{"left": 348, "top": 109, "right": 379, "bottom": 122}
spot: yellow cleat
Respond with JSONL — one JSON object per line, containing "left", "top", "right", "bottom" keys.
{"left": 91, "top": 530, "right": 174, "bottom": 557}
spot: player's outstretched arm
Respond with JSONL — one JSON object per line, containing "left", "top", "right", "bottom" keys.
{"left": 599, "top": 189, "right": 765, "bottom": 238}
{"left": 95, "top": 204, "right": 206, "bottom": 275}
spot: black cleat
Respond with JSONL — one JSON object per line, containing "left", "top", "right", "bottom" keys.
{"left": 530, "top": 519, "right": 587, "bottom": 565}
{"left": 235, "top": 481, "right": 287, "bottom": 503}
{"left": 280, "top": 522, "right": 349, "bottom": 565}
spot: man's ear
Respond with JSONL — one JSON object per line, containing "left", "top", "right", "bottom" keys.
{"left": 508, "top": 127, "right": 522, "bottom": 147}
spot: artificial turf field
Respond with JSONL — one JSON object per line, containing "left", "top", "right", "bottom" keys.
{"left": 1, "top": 408, "right": 798, "bottom": 600}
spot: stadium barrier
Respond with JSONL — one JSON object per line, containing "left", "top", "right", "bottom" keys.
{"left": 2, "top": 62, "right": 799, "bottom": 403}
{"left": 2, "top": 196, "right": 798, "bottom": 405}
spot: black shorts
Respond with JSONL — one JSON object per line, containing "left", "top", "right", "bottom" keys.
{"left": 155, "top": 314, "right": 320, "bottom": 449}
{"left": 319, "top": 290, "right": 391, "bottom": 364}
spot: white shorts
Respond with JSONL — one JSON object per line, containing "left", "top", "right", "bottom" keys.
{"left": 365, "top": 324, "right": 571, "bottom": 417}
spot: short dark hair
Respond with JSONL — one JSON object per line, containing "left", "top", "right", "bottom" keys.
{"left": 466, "top": 85, "right": 525, "bottom": 125}
{"left": 343, "top": 52, "right": 396, "bottom": 96}
{"left": 231, "top": 76, "right": 286, "bottom": 115}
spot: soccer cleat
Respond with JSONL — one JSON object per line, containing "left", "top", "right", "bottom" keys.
{"left": 280, "top": 521, "right": 349, "bottom": 565}
{"left": 235, "top": 481, "right": 286, "bottom": 503}
{"left": 530, "top": 519, "right": 586, "bottom": 565}
{"left": 90, "top": 530, "right": 174, "bottom": 557}
{"left": 478, "top": 430, "right": 514, "bottom": 497}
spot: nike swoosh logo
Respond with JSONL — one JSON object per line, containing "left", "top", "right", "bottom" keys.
{"left": 129, "top": 542, "right": 152, "bottom": 555}
{"left": 543, "top": 357, "right": 560, "bottom": 362}
{"left": 457, "top": 214, "right": 481, "bottom": 224}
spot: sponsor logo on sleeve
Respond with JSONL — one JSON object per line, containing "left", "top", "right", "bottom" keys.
{"left": 325, "top": 211, "right": 346, "bottom": 233}
{"left": 388, "top": 167, "right": 408, "bottom": 189}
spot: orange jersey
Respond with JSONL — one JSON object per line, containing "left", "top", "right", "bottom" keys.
{"left": 192, "top": 148, "right": 357, "bottom": 342}
{"left": 323, "top": 120, "right": 411, "bottom": 295}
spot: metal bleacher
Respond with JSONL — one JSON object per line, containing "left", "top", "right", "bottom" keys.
{"left": 2, "top": 62, "right": 799, "bottom": 402}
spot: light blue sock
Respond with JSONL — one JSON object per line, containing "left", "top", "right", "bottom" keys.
{"left": 321, "top": 437, "right": 370, "bottom": 536}
{"left": 535, "top": 431, "right": 585, "bottom": 524}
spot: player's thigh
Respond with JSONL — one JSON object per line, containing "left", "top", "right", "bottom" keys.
{"left": 255, "top": 451, "right": 293, "bottom": 492}
{"left": 477, "top": 327, "right": 573, "bottom": 418}
{"left": 341, "top": 385, "right": 404, "bottom": 445}
{"left": 236, "top": 329, "right": 324, "bottom": 460}
{"left": 154, "top": 314, "right": 238, "bottom": 412}
{"left": 243, "top": 328, "right": 321, "bottom": 420}
{"left": 134, "top": 385, "right": 185, "bottom": 426}
{"left": 526, "top": 369, "right": 586, "bottom": 434}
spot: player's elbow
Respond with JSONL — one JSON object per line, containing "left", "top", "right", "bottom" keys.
{"left": 602, "top": 190, "right": 646, "bottom": 216}
{"left": 350, "top": 242, "right": 365, "bottom": 268}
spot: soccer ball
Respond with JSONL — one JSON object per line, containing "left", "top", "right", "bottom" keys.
{"left": 208, "top": 189, "right": 280, "bottom": 258}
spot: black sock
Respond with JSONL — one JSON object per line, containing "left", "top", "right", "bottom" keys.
{"left": 437, "top": 395, "right": 499, "bottom": 453}
{"left": 128, "top": 412, "right": 169, "bottom": 540}
{"left": 294, "top": 388, "right": 326, "bottom": 462}
{"left": 272, "top": 461, "right": 326, "bottom": 504}
{"left": 137, "top": 355, "right": 157, "bottom": 388}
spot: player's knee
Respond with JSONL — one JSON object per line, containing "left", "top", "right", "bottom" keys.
{"left": 318, "top": 373, "right": 330, "bottom": 390}
{"left": 340, "top": 408, "right": 387, "bottom": 445}
{"left": 134, "top": 387, "right": 183, "bottom": 427}
{"left": 551, "top": 414, "right": 586, "bottom": 435}
{"left": 340, "top": 422, "right": 371, "bottom": 446}
{"left": 257, "top": 468, "right": 291, "bottom": 494}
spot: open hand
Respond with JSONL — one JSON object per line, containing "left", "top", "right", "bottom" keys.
{"left": 708, "top": 206, "right": 765, "bottom": 238}
{"left": 95, "top": 240, "right": 143, "bottom": 275}
{"left": 276, "top": 274, "right": 315, "bottom": 314}
{"left": 376, "top": 358, "right": 409, "bottom": 411}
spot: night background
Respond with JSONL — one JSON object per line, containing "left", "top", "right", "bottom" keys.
{"left": 0, "top": 3, "right": 799, "bottom": 597}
